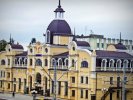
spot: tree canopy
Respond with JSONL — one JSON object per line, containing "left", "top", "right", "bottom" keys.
{"left": 0, "top": 40, "right": 7, "bottom": 52}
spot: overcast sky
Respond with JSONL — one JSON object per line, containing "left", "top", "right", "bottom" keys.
{"left": 0, "top": 0, "right": 133, "bottom": 50}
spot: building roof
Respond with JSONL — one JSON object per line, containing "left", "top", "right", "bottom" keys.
{"left": 53, "top": 51, "right": 69, "bottom": 57}
{"left": 75, "top": 34, "right": 104, "bottom": 39}
{"left": 96, "top": 50, "right": 133, "bottom": 59}
{"left": 75, "top": 41, "right": 90, "bottom": 47}
{"left": 114, "top": 43, "right": 127, "bottom": 50}
{"left": 47, "top": 20, "right": 71, "bottom": 35}
{"left": 11, "top": 44, "right": 23, "bottom": 50}
{"left": 15, "top": 51, "right": 27, "bottom": 57}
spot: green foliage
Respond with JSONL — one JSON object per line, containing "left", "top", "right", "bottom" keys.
{"left": 0, "top": 40, "right": 7, "bottom": 52}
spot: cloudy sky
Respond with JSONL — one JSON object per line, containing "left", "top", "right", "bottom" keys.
{"left": 0, "top": 0, "right": 133, "bottom": 50}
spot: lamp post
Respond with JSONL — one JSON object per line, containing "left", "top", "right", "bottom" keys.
{"left": 122, "top": 65, "right": 126, "bottom": 100}
{"left": 53, "top": 60, "right": 57, "bottom": 100}
{"left": 31, "top": 89, "right": 37, "bottom": 100}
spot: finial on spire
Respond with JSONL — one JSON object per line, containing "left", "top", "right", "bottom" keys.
{"left": 58, "top": 0, "right": 61, "bottom": 8}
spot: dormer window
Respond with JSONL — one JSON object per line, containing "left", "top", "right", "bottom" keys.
{"left": 30, "top": 48, "right": 33, "bottom": 53}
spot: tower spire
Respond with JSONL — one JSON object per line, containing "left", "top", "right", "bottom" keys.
{"left": 73, "top": 27, "right": 77, "bottom": 41}
{"left": 120, "top": 32, "right": 121, "bottom": 44}
{"left": 9, "top": 34, "right": 12, "bottom": 44}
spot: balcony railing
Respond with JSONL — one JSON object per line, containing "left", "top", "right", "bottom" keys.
{"left": 96, "top": 67, "right": 133, "bottom": 72}
{"left": 49, "top": 66, "right": 68, "bottom": 70}
{"left": 13, "top": 64, "right": 27, "bottom": 68}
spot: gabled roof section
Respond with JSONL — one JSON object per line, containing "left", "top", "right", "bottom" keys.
{"left": 96, "top": 50, "right": 133, "bottom": 59}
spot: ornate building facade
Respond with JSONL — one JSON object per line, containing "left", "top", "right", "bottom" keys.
{"left": 0, "top": 0, "right": 133, "bottom": 100}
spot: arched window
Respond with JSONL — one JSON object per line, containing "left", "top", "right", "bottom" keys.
{"left": 35, "top": 59, "right": 42, "bottom": 66}
{"left": 116, "top": 59, "right": 121, "bottom": 68}
{"left": 109, "top": 59, "right": 114, "bottom": 68}
{"left": 46, "top": 30, "right": 50, "bottom": 43}
{"left": 1, "top": 59, "right": 5, "bottom": 65}
{"left": 25, "top": 59, "right": 27, "bottom": 65}
{"left": 45, "top": 59, "right": 48, "bottom": 66}
{"left": 81, "top": 61, "right": 88, "bottom": 68}
{"left": 58, "top": 59, "right": 62, "bottom": 68}
{"left": 123, "top": 60, "right": 128, "bottom": 68}
{"left": 36, "top": 73, "right": 41, "bottom": 84}
{"left": 72, "top": 59, "right": 75, "bottom": 67}
{"left": 51, "top": 58, "right": 56, "bottom": 66}
{"left": 15, "top": 59, "right": 17, "bottom": 65}
{"left": 20, "top": 58, "right": 23, "bottom": 65}
{"left": 101, "top": 59, "right": 107, "bottom": 70}
{"left": 65, "top": 59, "right": 69, "bottom": 66}
{"left": 131, "top": 60, "right": 133, "bottom": 68}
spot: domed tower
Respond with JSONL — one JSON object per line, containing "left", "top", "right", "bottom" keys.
{"left": 45, "top": 0, "right": 73, "bottom": 45}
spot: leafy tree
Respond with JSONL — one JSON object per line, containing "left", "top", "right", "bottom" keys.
{"left": 0, "top": 40, "right": 7, "bottom": 52}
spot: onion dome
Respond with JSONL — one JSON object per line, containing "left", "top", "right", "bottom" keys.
{"left": 47, "top": 20, "right": 71, "bottom": 35}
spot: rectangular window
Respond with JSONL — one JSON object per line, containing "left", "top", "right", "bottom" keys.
{"left": 7, "top": 72, "right": 10, "bottom": 78}
{"left": 0, "top": 81, "right": 2, "bottom": 88}
{"left": 86, "top": 77, "right": 88, "bottom": 84}
{"left": 3, "top": 71, "right": 5, "bottom": 78}
{"left": 30, "top": 59, "right": 32, "bottom": 66}
{"left": 102, "top": 43, "right": 104, "bottom": 48}
{"left": 110, "top": 77, "right": 113, "bottom": 84}
{"left": 8, "top": 83, "right": 10, "bottom": 89}
{"left": 13, "top": 78, "right": 16, "bottom": 82}
{"left": 19, "top": 78, "right": 21, "bottom": 90}
{"left": 8, "top": 59, "right": 10, "bottom": 65}
{"left": 24, "top": 79, "right": 27, "bottom": 88}
{"left": 117, "top": 90, "right": 120, "bottom": 99}
{"left": 52, "top": 81, "right": 54, "bottom": 94}
{"left": 72, "top": 90, "right": 75, "bottom": 97}
{"left": 117, "top": 77, "right": 121, "bottom": 87}
{"left": 86, "top": 90, "right": 88, "bottom": 99}
{"left": 124, "top": 77, "right": 127, "bottom": 84}
{"left": 81, "top": 76, "right": 84, "bottom": 83}
{"left": 71, "top": 77, "right": 75, "bottom": 83}
{"left": 97, "top": 43, "right": 99, "bottom": 48}
{"left": 58, "top": 81, "right": 61, "bottom": 95}
{"left": 80, "top": 89, "right": 83, "bottom": 98}
{"left": 0, "top": 71, "right": 2, "bottom": 78}
{"left": 64, "top": 82, "right": 68, "bottom": 96}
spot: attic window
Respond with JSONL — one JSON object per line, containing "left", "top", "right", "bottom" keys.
{"left": 45, "top": 48, "right": 48, "bottom": 53}
{"left": 30, "top": 49, "right": 33, "bottom": 53}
